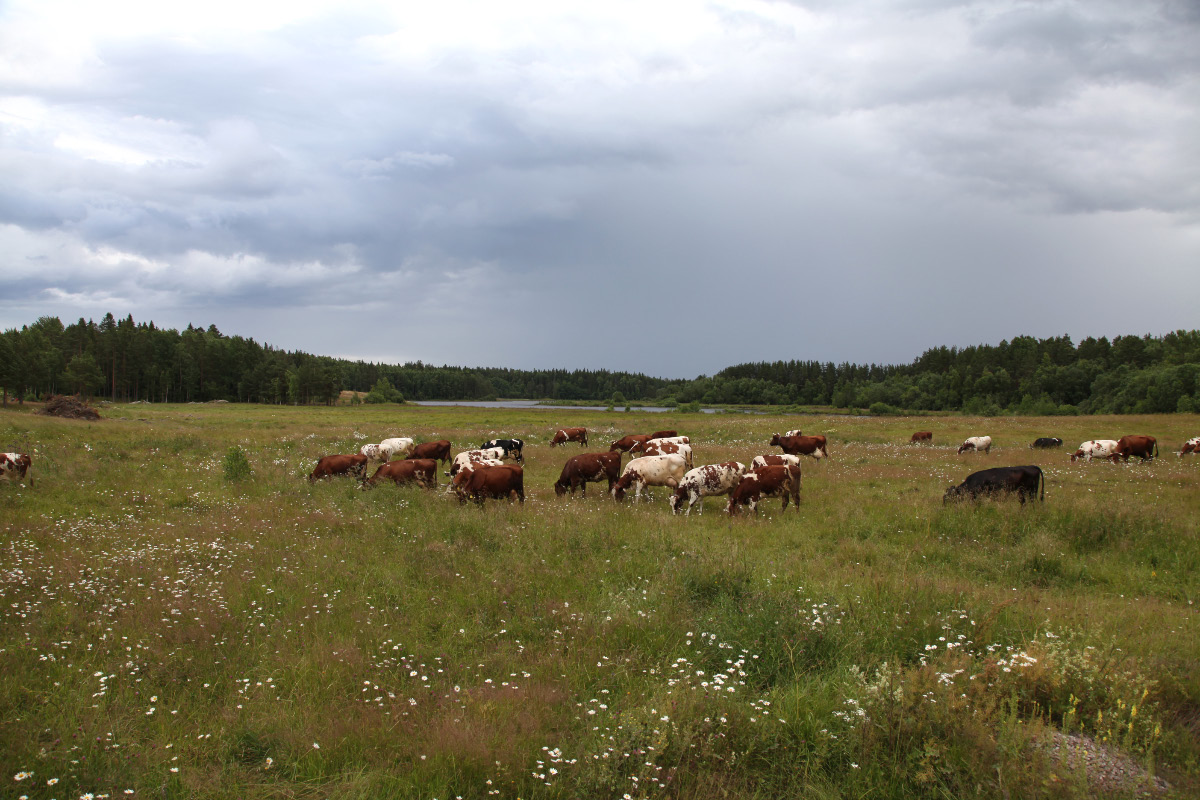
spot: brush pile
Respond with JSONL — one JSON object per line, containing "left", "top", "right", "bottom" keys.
{"left": 39, "top": 394, "right": 102, "bottom": 420}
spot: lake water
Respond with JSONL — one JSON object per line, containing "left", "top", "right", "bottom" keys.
{"left": 411, "top": 399, "right": 728, "bottom": 414}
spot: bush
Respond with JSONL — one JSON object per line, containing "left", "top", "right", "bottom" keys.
{"left": 222, "top": 447, "right": 253, "bottom": 482}
{"left": 679, "top": 401, "right": 702, "bottom": 413}
{"left": 364, "top": 378, "right": 404, "bottom": 404}
{"left": 869, "top": 402, "right": 899, "bottom": 416}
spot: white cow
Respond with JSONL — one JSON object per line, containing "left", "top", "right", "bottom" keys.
{"left": 447, "top": 448, "right": 506, "bottom": 478}
{"left": 958, "top": 436, "right": 992, "bottom": 454}
{"left": 612, "top": 454, "right": 688, "bottom": 503}
{"left": 751, "top": 454, "right": 802, "bottom": 470}
{"left": 378, "top": 437, "right": 415, "bottom": 461}
{"left": 1071, "top": 440, "right": 1119, "bottom": 462}
{"left": 669, "top": 462, "right": 747, "bottom": 515}
{"left": 642, "top": 441, "right": 693, "bottom": 468}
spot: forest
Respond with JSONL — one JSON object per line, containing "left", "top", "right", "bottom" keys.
{"left": 3, "top": 314, "right": 1199, "bottom": 414}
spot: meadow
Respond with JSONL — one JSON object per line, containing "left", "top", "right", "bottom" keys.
{"left": 1, "top": 403, "right": 1198, "bottom": 799}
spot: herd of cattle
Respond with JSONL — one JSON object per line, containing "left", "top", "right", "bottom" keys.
{"left": 4, "top": 430, "right": 1198, "bottom": 514}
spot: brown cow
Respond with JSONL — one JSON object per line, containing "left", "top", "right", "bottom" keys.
{"left": 648, "top": 430, "right": 677, "bottom": 440}
{"left": 769, "top": 433, "right": 828, "bottom": 459}
{"left": 554, "top": 451, "right": 622, "bottom": 496}
{"left": 1180, "top": 437, "right": 1200, "bottom": 456}
{"left": 309, "top": 454, "right": 368, "bottom": 482}
{"left": 910, "top": 431, "right": 933, "bottom": 443}
{"left": 550, "top": 427, "right": 588, "bottom": 447}
{"left": 363, "top": 458, "right": 438, "bottom": 490}
{"left": 0, "top": 453, "right": 33, "bottom": 486}
{"left": 459, "top": 464, "right": 525, "bottom": 505}
{"left": 610, "top": 434, "right": 651, "bottom": 453}
{"left": 1109, "top": 435, "right": 1158, "bottom": 462}
{"left": 407, "top": 440, "right": 452, "bottom": 464}
{"left": 726, "top": 465, "right": 802, "bottom": 516}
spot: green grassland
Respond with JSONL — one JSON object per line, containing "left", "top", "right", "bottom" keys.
{"left": 2, "top": 404, "right": 1198, "bottom": 799}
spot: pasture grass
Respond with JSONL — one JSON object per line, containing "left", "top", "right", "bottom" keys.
{"left": 1, "top": 404, "right": 1198, "bottom": 798}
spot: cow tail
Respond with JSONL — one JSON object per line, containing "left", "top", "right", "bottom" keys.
{"left": 1039, "top": 467, "right": 1044, "bottom": 502}
{"left": 1155, "top": 441, "right": 1159, "bottom": 459}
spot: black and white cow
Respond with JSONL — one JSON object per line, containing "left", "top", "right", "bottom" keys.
{"left": 1030, "top": 437, "right": 1063, "bottom": 449}
{"left": 481, "top": 438, "right": 524, "bottom": 464}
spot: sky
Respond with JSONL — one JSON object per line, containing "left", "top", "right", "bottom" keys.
{"left": 1, "top": 0, "right": 1198, "bottom": 378}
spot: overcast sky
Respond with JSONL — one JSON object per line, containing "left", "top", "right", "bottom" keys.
{"left": 1, "top": 0, "right": 1197, "bottom": 378}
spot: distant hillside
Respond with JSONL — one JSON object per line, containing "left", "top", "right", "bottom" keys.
{"left": 2, "top": 315, "right": 1198, "bottom": 414}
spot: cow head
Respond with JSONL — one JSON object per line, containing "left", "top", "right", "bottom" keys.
{"left": 554, "top": 479, "right": 569, "bottom": 497}
{"left": 612, "top": 474, "right": 634, "bottom": 501}
{"left": 769, "top": 434, "right": 782, "bottom": 446}
{"left": 943, "top": 485, "right": 966, "bottom": 504}
{"left": 668, "top": 487, "right": 686, "bottom": 514}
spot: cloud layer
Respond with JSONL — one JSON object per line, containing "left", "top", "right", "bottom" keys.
{"left": 2, "top": 0, "right": 1198, "bottom": 376}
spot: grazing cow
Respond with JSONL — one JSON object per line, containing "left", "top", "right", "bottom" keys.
{"left": 648, "top": 430, "right": 677, "bottom": 440}
{"left": 669, "top": 462, "right": 747, "bottom": 515}
{"left": 957, "top": 436, "right": 992, "bottom": 454}
{"left": 364, "top": 437, "right": 415, "bottom": 462}
{"left": 610, "top": 434, "right": 652, "bottom": 453}
{"left": 407, "top": 440, "right": 452, "bottom": 464}
{"left": 481, "top": 438, "right": 524, "bottom": 464}
{"left": 943, "top": 465, "right": 1044, "bottom": 505}
{"left": 751, "top": 454, "right": 802, "bottom": 470}
{"left": 1070, "top": 440, "right": 1119, "bottom": 462}
{"left": 630, "top": 435, "right": 690, "bottom": 455}
{"left": 309, "top": 454, "right": 368, "bottom": 482}
{"left": 1109, "top": 435, "right": 1158, "bottom": 462}
{"left": 784, "top": 430, "right": 803, "bottom": 437}
{"left": 0, "top": 453, "right": 33, "bottom": 486}
{"left": 726, "top": 465, "right": 802, "bottom": 516}
{"left": 554, "top": 451, "right": 623, "bottom": 496}
{"left": 447, "top": 448, "right": 506, "bottom": 478}
{"left": 550, "top": 427, "right": 588, "bottom": 447}
{"left": 1180, "top": 437, "right": 1200, "bottom": 456}
{"left": 612, "top": 454, "right": 688, "bottom": 502}
{"left": 362, "top": 459, "right": 437, "bottom": 490}
{"left": 910, "top": 431, "right": 933, "bottom": 443}
{"left": 360, "top": 443, "right": 383, "bottom": 461}
{"left": 641, "top": 441, "right": 693, "bottom": 468}
{"left": 769, "top": 433, "right": 827, "bottom": 459}
{"left": 459, "top": 464, "right": 525, "bottom": 505}
{"left": 1031, "top": 437, "right": 1063, "bottom": 449}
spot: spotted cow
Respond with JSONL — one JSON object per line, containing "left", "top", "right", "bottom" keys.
{"left": 0, "top": 453, "right": 32, "bottom": 486}
{"left": 1070, "top": 440, "right": 1119, "bottom": 462}
{"left": 726, "top": 465, "right": 802, "bottom": 516}
{"left": 612, "top": 454, "right": 688, "bottom": 503}
{"left": 957, "top": 436, "right": 992, "bottom": 454}
{"left": 669, "top": 462, "right": 747, "bottom": 516}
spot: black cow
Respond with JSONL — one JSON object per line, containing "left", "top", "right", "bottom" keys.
{"left": 1030, "top": 437, "right": 1063, "bottom": 449}
{"left": 943, "top": 466, "right": 1044, "bottom": 505}
{"left": 480, "top": 438, "right": 524, "bottom": 464}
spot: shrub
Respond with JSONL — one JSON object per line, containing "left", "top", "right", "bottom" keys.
{"left": 679, "top": 401, "right": 702, "bottom": 413}
{"left": 222, "top": 446, "right": 253, "bottom": 482}
{"left": 869, "top": 402, "right": 899, "bottom": 416}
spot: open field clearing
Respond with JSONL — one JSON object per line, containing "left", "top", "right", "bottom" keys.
{"left": 2, "top": 404, "right": 1199, "bottom": 798}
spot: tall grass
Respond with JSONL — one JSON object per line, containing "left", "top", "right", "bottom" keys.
{"left": 1, "top": 404, "right": 1197, "bottom": 798}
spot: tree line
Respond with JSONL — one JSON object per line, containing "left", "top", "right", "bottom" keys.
{"left": 2, "top": 314, "right": 1197, "bottom": 414}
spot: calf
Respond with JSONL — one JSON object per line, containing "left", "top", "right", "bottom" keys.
{"left": 1108, "top": 435, "right": 1158, "bottom": 462}
{"left": 957, "top": 436, "right": 992, "bottom": 454}
{"left": 751, "top": 453, "right": 802, "bottom": 470}
{"left": 669, "top": 462, "right": 747, "bottom": 516}
{"left": 407, "top": 440, "right": 452, "bottom": 464}
{"left": 726, "top": 465, "right": 802, "bottom": 516}
{"left": 550, "top": 427, "right": 588, "bottom": 447}
{"left": 641, "top": 441, "right": 693, "bottom": 468}
{"left": 481, "top": 438, "right": 524, "bottom": 464}
{"left": 769, "top": 433, "right": 828, "bottom": 459}
{"left": 612, "top": 454, "right": 688, "bottom": 502}
{"left": 1030, "top": 437, "right": 1063, "bottom": 449}
{"left": 943, "top": 465, "right": 1044, "bottom": 505}
{"left": 309, "top": 454, "right": 368, "bottom": 482}
{"left": 0, "top": 453, "right": 33, "bottom": 486}
{"left": 554, "top": 451, "right": 622, "bottom": 497}
{"left": 447, "top": 448, "right": 506, "bottom": 478}
{"left": 610, "top": 434, "right": 651, "bottom": 453}
{"left": 1070, "top": 440, "right": 1119, "bottom": 462}
{"left": 362, "top": 459, "right": 437, "bottom": 490}
{"left": 910, "top": 431, "right": 933, "bottom": 443}
{"left": 1180, "top": 437, "right": 1200, "bottom": 456}
{"left": 459, "top": 464, "right": 525, "bottom": 505}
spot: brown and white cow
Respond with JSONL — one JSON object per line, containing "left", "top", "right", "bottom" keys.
{"left": 911, "top": 431, "right": 933, "bottom": 443}
{"left": 783, "top": 429, "right": 802, "bottom": 437}
{"left": 309, "top": 454, "right": 368, "bottom": 482}
{"left": 550, "top": 427, "right": 589, "bottom": 447}
{"left": 362, "top": 458, "right": 438, "bottom": 490}
{"left": 1070, "top": 440, "right": 1119, "bottom": 462}
{"left": 648, "top": 430, "right": 677, "bottom": 441}
{"left": 0, "top": 453, "right": 33, "bottom": 486}
{"left": 1109, "top": 435, "right": 1158, "bottom": 462}
{"left": 769, "top": 433, "right": 827, "bottom": 459}
{"left": 641, "top": 440, "right": 693, "bottom": 468}
{"left": 1180, "top": 437, "right": 1200, "bottom": 456}
{"left": 458, "top": 464, "right": 525, "bottom": 505}
{"left": 554, "top": 451, "right": 622, "bottom": 497}
{"left": 957, "top": 436, "right": 992, "bottom": 454}
{"left": 726, "top": 464, "right": 802, "bottom": 516}
{"left": 612, "top": 454, "right": 688, "bottom": 502}
{"left": 610, "top": 434, "right": 652, "bottom": 453}
{"left": 447, "top": 448, "right": 506, "bottom": 478}
{"left": 669, "top": 462, "right": 747, "bottom": 516}
{"left": 632, "top": 435, "right": 690, "bottom": 452}
{"left": 407, "top": 440, "right": 452, "bottom": 464}
{"left": 751, "top": 453, "right": 802, "bottom": 470}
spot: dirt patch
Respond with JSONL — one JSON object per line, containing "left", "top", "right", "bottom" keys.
{"left": 38, "top": 394, "right": 101, "bottom": 420}
{"left": 1034, "top": 730, "right": 1169, "bottom": 796}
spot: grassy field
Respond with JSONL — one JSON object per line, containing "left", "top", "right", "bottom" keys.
{"left": 2, "top": 403, "right": 1198, "bottom": 799}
